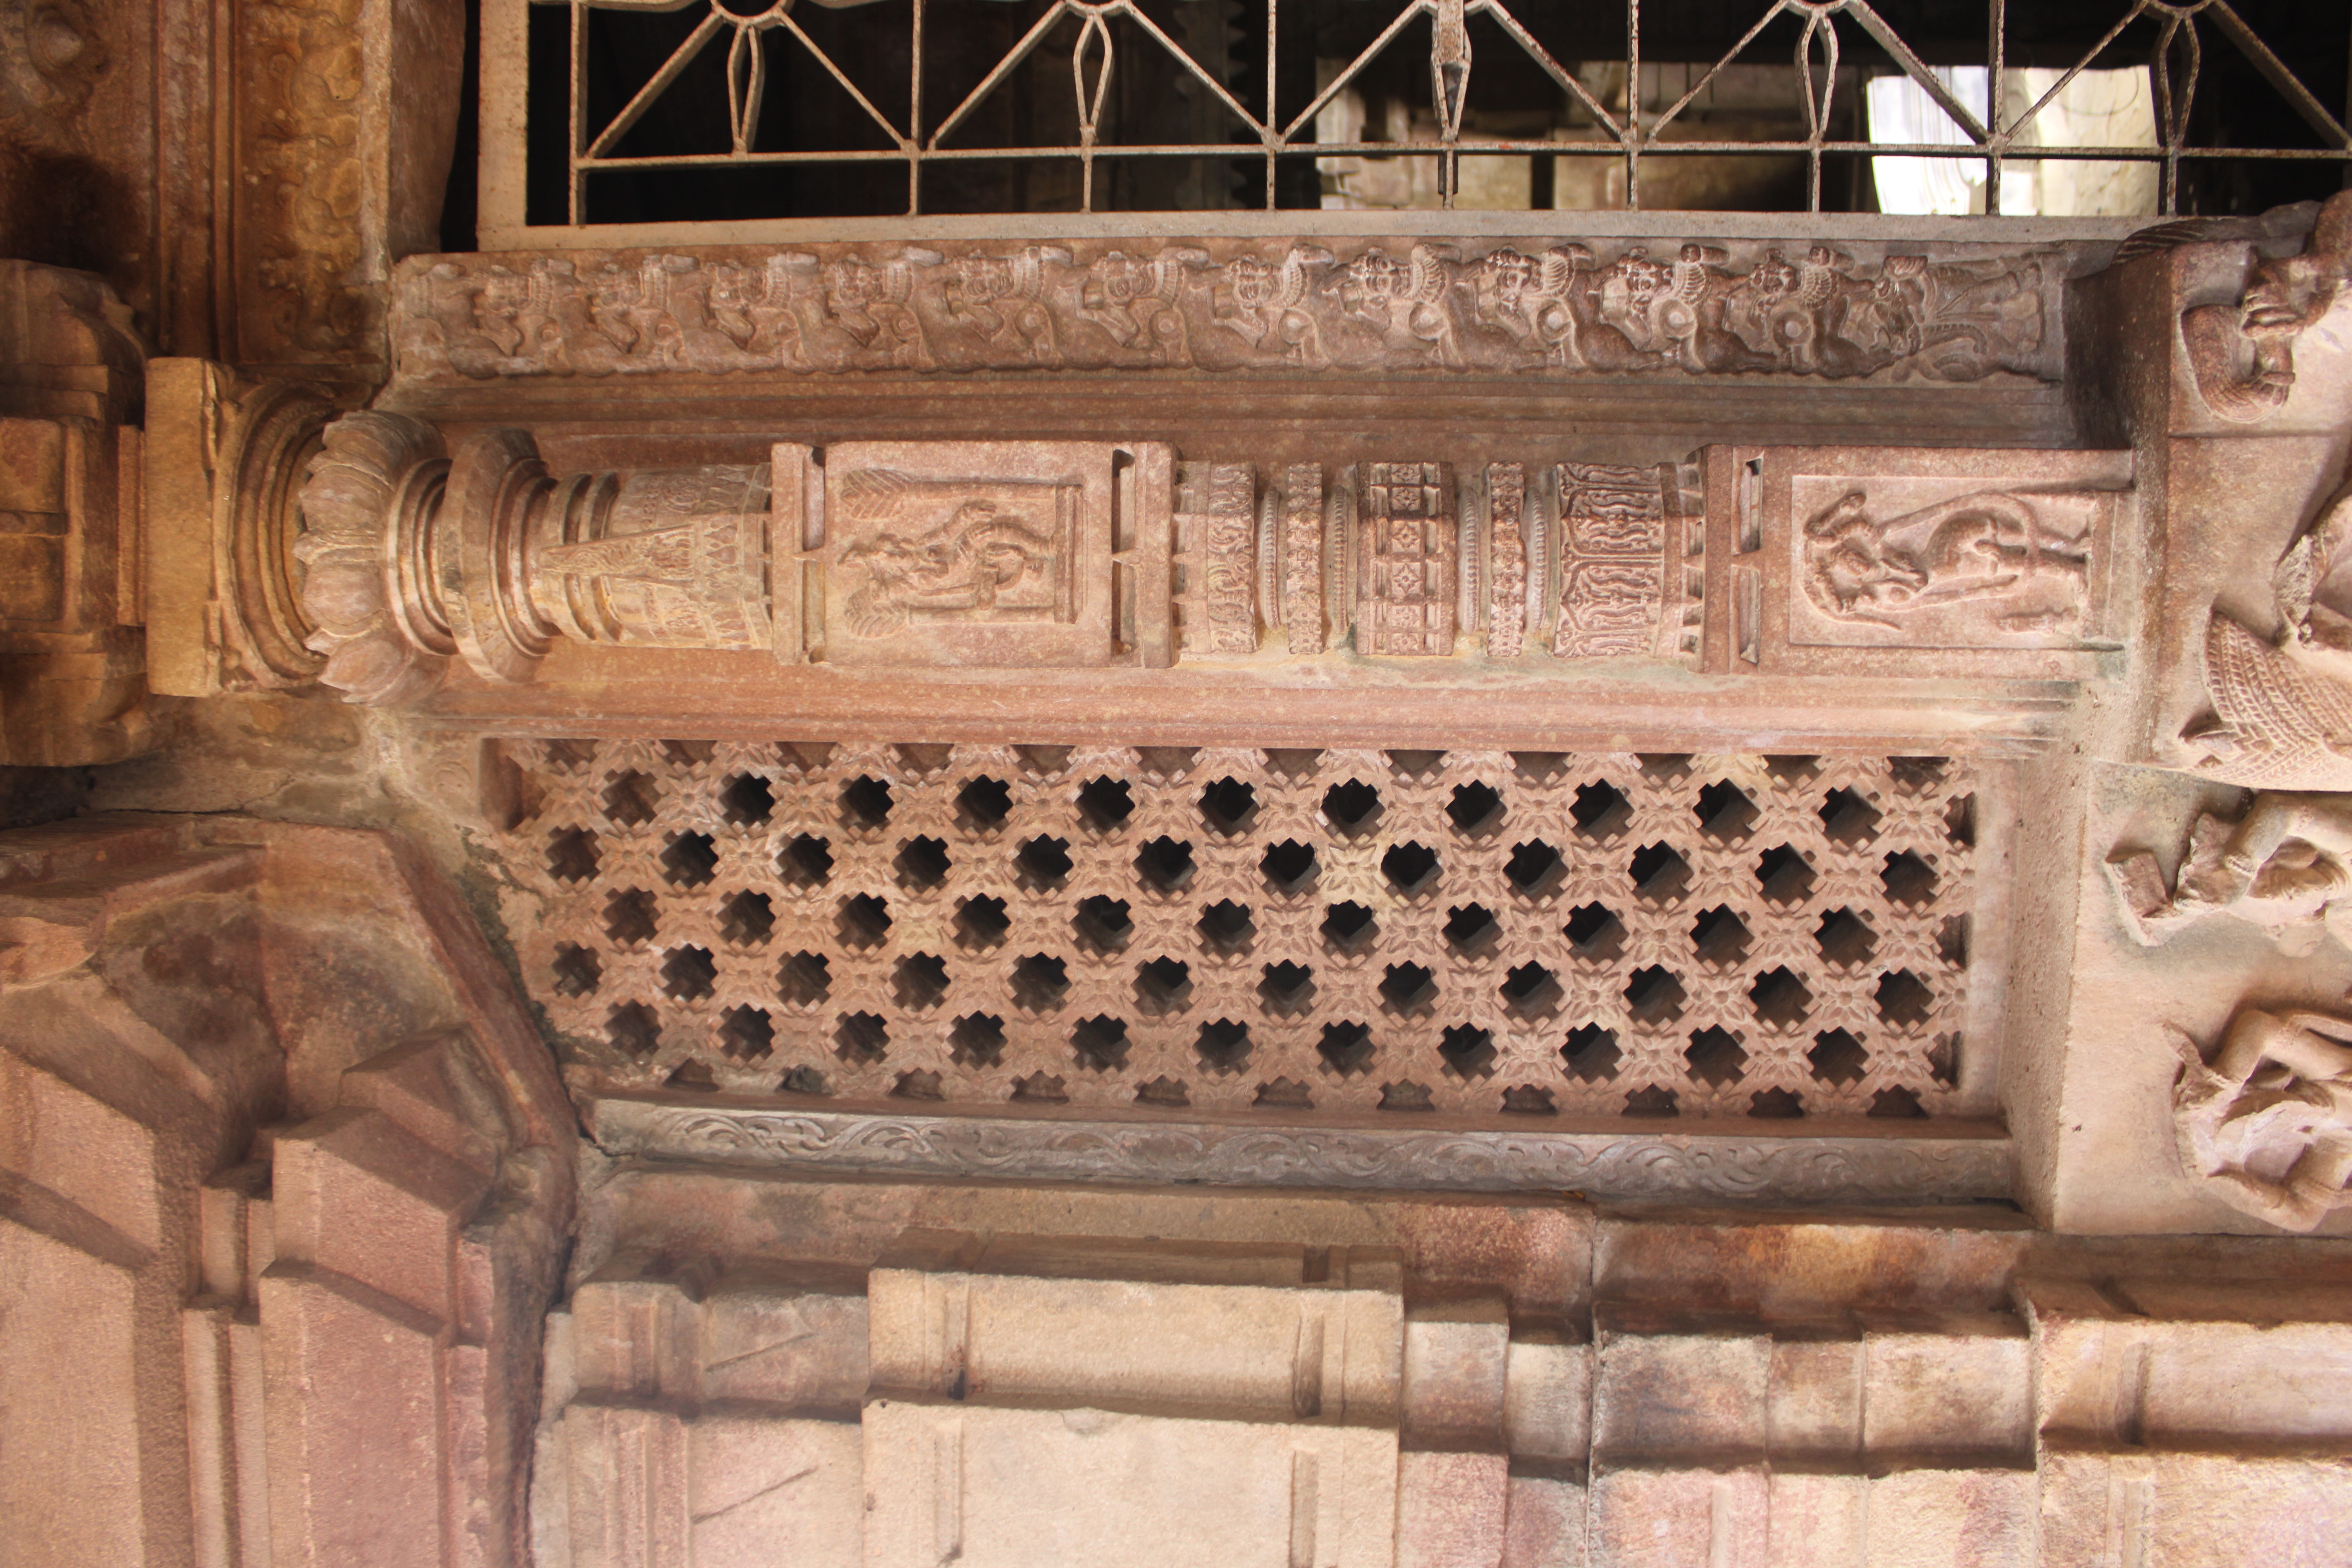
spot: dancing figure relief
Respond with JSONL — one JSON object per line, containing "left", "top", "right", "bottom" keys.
{"left": 2174, "top": 1007, "right": 2352, "bottom": 1232}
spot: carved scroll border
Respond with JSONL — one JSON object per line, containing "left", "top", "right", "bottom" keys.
{"left": 586, "top": 1095, "right": 2013, "bottom": 1203}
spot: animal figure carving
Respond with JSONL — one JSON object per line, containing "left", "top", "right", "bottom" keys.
{"left": 1802, "top": 490, "right": 2087, "bottom": 629}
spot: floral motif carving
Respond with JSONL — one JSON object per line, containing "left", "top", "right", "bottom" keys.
{"left": 395, "top": 238, "right": 2062, "bottom": 387}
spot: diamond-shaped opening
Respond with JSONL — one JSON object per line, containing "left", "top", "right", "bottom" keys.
{"left": 1015, "top": 835, "right": 1073, "bottom": 891}
{"left": 1624, "top": 965, "right": 1686, "bottom": 1025}
{"left": 1134, "top": 956, "right": 1192, "bottom": 1014}
{"left": 1690, "top": 905, "right": 1752, "bottom": 968}
{"left": 1869, "top": 1087, "right": 1926, "bottom": 1119}
{"left": 1749, "top": 1087, "right": 1804, "bottom": 1119}
{"left": 1262, "top": 839, "right": 1318, "bottom": 895}
{"left": 1012, "top": 954, "right": 1070, "bottom": 1013}
{"left": 1254, "top": 1078, "right": 1313, "bottom": 1109}
{"left": 1506, "top": 839, "right": 1566, "bottom": 899}
{"left": 1889, "top": 756, "right": 1949, "bottom": 794}
{"left": 1513, "top": 751, "right": 1570, "bottom": 786}
{"left": 1073, "top": 895, "right": 1134, "bottom": 953}
{"left": 1075, "top": 776, "right": 1134, "bottom": 833}
{"left": 661, "top": 831, "right": 717, "bottom": 888}
{"left": 547, "top": 827, "right": 599, "bottom": 884}
{"left": 1383, "top": 842, "right": 1441, "bottom": 896}
{"left": 601, "top": 770, "right": 660, "bottom": 826}
{"left": 719, "top": 890, "right": 774, "bottom": 947}
{"left": 1440, "top": 1024, "right": 1497, "bottom": 1078}
{"left": 1808, "top": 1028, "right": 1867, "bottom": 1085}
{"left": 1136, "top": 836, "right": 1197, "bottom": 893}
{"left": 1258, "top": 960, "right": 1315, "bottom": 1016}
{"left": 779, "top": 1065, "right": 828, "bottom": 1096}
{"left": 1565, "top": 903, "right": 1625, "bottom": 964}
{"left": 1929, "top": 1032, "right": 1962, "bottom": 1087}
{"left": 949, "top": 1011, "right": 1005, "bottom": 1066}
{"left": 1819, "top": 787, "right": 1882, "bottom": 847}
{"left": 1938, "top": 915, "right": 1970, "bottom": 967}
{"left": 1876, "top": 969, "right": 1935, "bottom": 1028}
{"left": 955, "top": 776, "right": 1013, "bottom": 833}
{"left": 1444, "top": 903, "right": 1500, "bottom": 957}
{"left": 1322, "top": 901, "right": 1377, "bottom": 953}
{"left": 891, "top": 952, "right": 950, "bottom": 1010}
{"left": 1135, "top": 1075, "right": 1191, "bottom": 1108}
{"left": 1638, "top": 753, "right": 1693, "bottom": 786}
{"left": 659, "top": 946, "right": 715, "bottom": 1001}
{"left": 1945, "top": 793, "right": 1977, "bottom": 847}
{"left": 1137, "top": 746, "right": 1198, "bottom": 781}
{"left": 1757, "top": 844, "right": 1817, "bottom": 906}
{"left": 1882, "top": 850, "right": 1939, "bottom": 907}
{"left": 1765, "top": 755, "right": 1822, "bottom": 788}
{"left": 1318, "top": 1021, "right": 1376, "bottom": 1076}
{"left": 1016, "top": 744, "right": 1073, "bottom": 778}
{"left": 1629, "top": 842, "right": 1691, "bottom": 904}
{"left": 607, "top": 1002, "right": 660, "bottom": 1057}
{"left": 544, "top": 739, "right": 596, "bottom": 772}
{"left": 894, "top": 836, "right": 952, "bottom": 890}
{"left": 1377, "top": 1080, "right": 1434, "bottom": 1112}
{"left": 719, "top": 773, "right": 775, "bottom": 826}
{"left": 552, "top": 943, "right": 602, "bottom": 997}
{"left": 1749, "top": 966, "right": 1814, "bottom": 1027}
{"left": 719, "top": 1005, "right": 773, "bottom": 1061}
{"left": 604, "top": 888, "right": 658, "bottom": 947}
{"left": 952, "top": 895, "right": 1009, "bottom": 951}
{"left": 1448, "top": 781, "right": 1505, "bottom": 837}
{"left": 1199, "top": 777, "right": 1258, "bottom": 835}
{"left": 1562, "top": 1023, "right": 1621, "bottom": 1082}
{"left": 893, "top": 743, "right": 951, "bottom": 777}
{"left": 1012, "top": 1071, "right": 1068, "bottom": 1103}
{"left": 1387, "top": 750, "right": 1445, "bottom": 782}
{"left": 836, "top": 893, "right": 891, "bottom": 950}
{"left": 1199, "top": 900, "right": 1256, "bottom": 955}
{"left": 1686, "top": 1025, "right": 1748, "bottom": 1086}
{"left": 1323, "top": 779, "right": 1383, "bottom": 837}
{"left": 1071, "top": 1014, "right": 1130, "bottom": 1072}
{"left": 778, "top": 950, "right": 830, "bottom": 1007}
{"left": 775, "top": 741, "right": 835, "bottom": 777}
{"left": 779, "top": 834, "right": 833, "bottom": 888}
{"left": 1694, "top": 780, "right": 1758, "bottom": 842}
{"left": 838, "top": 775, "right": 893, "bottom": 831}
{"left": 1570, "top": 780, "right": 1630, "bottom": 839}
{"left": 1378, "top": 962, "right": 1437, "bottom": 1016}
{"left": 1814, "top": 907, "right": 1878, "bottom": 968}
{"left": 1196, "top": 1018, "right": 1252, "bottom": 1073}
{"left": 834, "top": 1011, "right": 888, "bottom": 1063}
{"left": 1502, "top": 1085, "right": 1557, "bottom": 1115}
{"left": 893, "top": 1070, "right": 944, "bottom": 1100}
{"left": 1624, "top": 1085, "right": 1680, "bottom": 1117}
{"left": 1501, "top": 962, "right": 1561, "bottom": 1020}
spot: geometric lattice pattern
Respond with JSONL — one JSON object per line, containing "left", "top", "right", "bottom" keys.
{"left": 496, "top": 740, "right": 1976, "bottom": 1121}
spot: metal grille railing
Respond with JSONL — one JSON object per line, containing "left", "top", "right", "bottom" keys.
{"left": 476, "top": 0, "right": 2352, "bottom": 232}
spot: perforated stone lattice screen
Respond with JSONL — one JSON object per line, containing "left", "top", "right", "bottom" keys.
{"left": 497, "top": 741, "right": 1978, "bottom": 1121}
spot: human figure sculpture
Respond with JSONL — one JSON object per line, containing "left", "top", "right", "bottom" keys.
{"left": 2111, "top": 792, "right": 2352, "bottom": 952}
{"left": 2183, "top": 189, "right": 2352, "bottom": 423}
{"left": 2175, "top": 1007, "right": 2352, "bottom": 1231}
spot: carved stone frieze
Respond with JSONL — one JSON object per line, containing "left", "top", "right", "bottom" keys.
{"left": 392, "top": 238, "right": 2062, "bottom": 387}
{"left": 1552, "top": 460, "right": 1703, "bottom": 662}
{"left": 1356, "top": 461, "right": 1456, "bottom": 656}
{"left": 584, "top": 1094, "right": 2009, "bottom": 1202}
{"left": 2174, "top": 1007, "right": 2352, "bottom": 1232}
{"left": 1483, "top": 463, "right": 1527, "bottom": 660}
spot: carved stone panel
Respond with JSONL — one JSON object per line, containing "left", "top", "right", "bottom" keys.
{"left": 817, "top": 441, "right": 1167, "bottom": 669}
{"left": 1174, "top": 462, "right": 1258, "bottom": 657}
{"left": 1552, "top": 461, "right": 1701, "bottom": 663}
{"left": 1356, "top": 461, "right": 1456, "bottom": 657}
{"left": 1786, "top": 478, "right": 2112, "bottom": 649}
{"left": 1484, "top": 464, "right": 1528, "bottom": 660}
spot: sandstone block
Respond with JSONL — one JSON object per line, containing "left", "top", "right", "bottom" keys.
{"left": 1586, "top": 1466, "right": 1768, "bottom": 1568}
{"left": 1591, "top": 1309, "right": 1768, "bottom": 1463}
{"left": 1404, "top": 1294, "right": 1510, "bottom": 1449}
{"left": 1501, "top": 1472, "right": 1586, "bottom": 1568}
{"left": 1399, "top": 1447, "right": 1509, "bottom": 1568}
